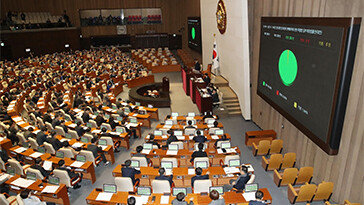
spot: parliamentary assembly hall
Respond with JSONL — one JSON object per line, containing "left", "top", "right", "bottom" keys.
{"left": 0, "top": 0, "right": 363, "bottom": 204}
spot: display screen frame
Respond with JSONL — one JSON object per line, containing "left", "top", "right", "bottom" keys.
{"left": 188, "top": 17, "right": 202, "bottom": 53}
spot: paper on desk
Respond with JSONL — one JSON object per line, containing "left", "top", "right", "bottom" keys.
{"left": 96, "top": 192, "right": 113, "bottom": 201}
{"left": 41, "top": 185, "right": 59, "bottom": 193}
{"left": 60, "top": 138, "right": 70, "bottom": 142}
{"left": 24, "top": 125, "right": 35, "bottom": 130}
{"left": 30, "top": 152, "right": 43, "bottom": 158}
{"left": 166, "top": 150, "right": 178, "bottom": 155}
{"left": 131, "top": 195, "right": 149, "bottom": 205}
{"left": 0, "top": 137, "right": 4, "bottom": 142}
{"left": 188, "top": 168, "right": 195, "bottom": 175}
{"left": 68, "top": 123, "right": 77, "bottom": 128}
{"left": 100, "top": 145, "right": 108, "bottom": 151}
{"left": 242, "top": 192, "right": 256, "bottom": 201}
{"left": 128, "top": 123, "right": 139, "bottom": 127}
{"left": 12, "top": 117, "right": 22, "bottom": 122}
{"left": 161, "top": 135, "right": 168, "bottom": 139}
{"left": 163, "top": 125, "right": 172, "bottom": 129}
{"left": 106, "top": 108, "right": 113, "bottom": 112}
{"left": 32, "top": 130, "right": 41, "bottom": 134}
{"left": 210, "top": 135, "right": 219, "bottom": 140}
{"left": 71, "top": 161, "right": 85, "bottom": 168}
{"left": 160, "top": 196, "right": 170, "bottom": 204}
{"left": 141, "top": 149, "right": 150, "bottom": 154}
{"left": 223, "top": 167, "right": 240, "bottom": 174}
{"left": 11, "top": 178, "right": 34, "bottom": 188}
{"left": 189, "top": 136, "right": 194, "bottom": 140}
{"left": 0, "top": 173, "right": 10, "bottom": 184}
{"left": 92, "top": 129, "right": 101, "bottom": 134}
{"left": 14, "top": 147, "right": 27, "bottom": 153}
{"left": 43, "top": 161, "right": 53, "bottom": 171}
{"left": 73, "top": 108, "right": 81, "bottom": 113}
{"left": 176, "top": 136, "right": 185, "bottom": 140}
{"left": 217, "top": 148, "right": 236, "bottom": 154}
{"left": 109, "top": 132, "right": 121, "bottom": 136}
{"left": 72, "top": 142, "right": 84, "bottom": 148}
{"left": 133, "top": 114, "right": 138, "bottom": 117}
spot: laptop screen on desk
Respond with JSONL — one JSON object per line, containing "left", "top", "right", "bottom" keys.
{"left": 103, "top": 184, "right": 117, "bottom": 193}
{"left": 214, "top": 129, "right": 224, "bottom": 135}
{"left": 168, "top": 144, "right": 179, "bottom": 151}
{"left": 98, "top": 139, "right": 107, "bottom": 146}
{"left": 174, "top": 130, "right": 183, "bottom": 136}
{"left": 173, "top": 187, "right": 187, "bottom": 196}
{"left": 207, "top": 119, "right": 215, "bottom": 125}
{"left": 229, "top": 159, "right": 240, "bottom": 167}
{"left": 143, "top": 143, "right": 153, "bottom": 150}
{"left": 130, "top": 118, "right": 137, "bottom": 124}
{"left": 137, "top": 187, "right": 151, "bottom": 196}
{"left": 7, "top": 167, "right": 15, "bottom": 176}
{"left": 154, "top": 130, "right": 162, "bottom": 136}
{"left": 26, "top": 172, "right": 37, "bottom": 181}
{"left": 209, "top": 186, "right": 224, "bottom": 195}
{"left": 171, "top": 112, "right": 178, "bottom": 117}
{"left": 130, "top": 160, "right": 140, "bottom": 168}
{"left": 86, "top": 123, "right": 93, "bottom": 128}
{"left": 195, "top": 161, "right": 208, "bottom": 169}
{"left": 37, "top": 146, "right": 45, "bottom": 153}
{"left": 81, "top": 137, "right": 89, "bottom": 143}
{"left": 245, "top": 183, "right": 259, "bottom": 192}
{"left": 65, "top": 133, "right": 72, "bottom": 139}
{"left": 49, "top": 176, "right": 60, "bottom": 185}
{"left": 161, "top": 161, "right": 173, "bottom": 170}
{"left": 221, "top": 142, "right": 231, "bottom": 149}
{"left": 135, "top": 102, "right": 141, "bottom": 106}
{"left": 117, "top": 117, "right": 123, "bottom": 122}
{"left": 165, "top": 120, "right": 173, "bottom": 126}
{"left": 76, "top": 155, "right": 86, "bottom": 162}
{"left": 56, "top": 151, "right": 64, "bottom": 158}
{"left": 188, "top": 112, "right": 195, "bottom": 117}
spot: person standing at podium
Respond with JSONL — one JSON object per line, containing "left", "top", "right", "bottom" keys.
{"left": 194, "top": 59, "right": 201, "bottom": 72}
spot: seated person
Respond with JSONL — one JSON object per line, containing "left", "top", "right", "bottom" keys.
{"left": 213, "top": 120, "right": 219, "bottom": 128}
{"left": 190, "top": 143, "right": 207, "bottom": 163}
{"left": 133, "top": 145, "right": 150, "bottom": 163}
{"left": 36, "top": 126, "right": 48, "bottom": 146}
{"left": 166, "top": 132, "right": 178, "bottom": 146}
{"left": 212, "top": 90, "right": 219, "bottom": 104}
{"left": 100, "top": 127, "right": 110, "bottom": 137}
{"left": 208, "top": 189, "right": 225, "bottom": 205}
{"left": 30, "top": 157, "right": 50, "bottom": 178}
{"left": 214, "top": 134, "right": 228, "bottom": 147}
{"left": 192, "top": 130, "right": 206, "bottom": 144}
{"left": 121, "top": 159, "right": 141, "bottom": 184}
{"left": 147, "top": 134, "right": 160, "bottom": 149}
{"left": 62, "top": 141, "right": 78, "bottom": 157}
{"left": 155, "top": 168, "right": 173, "bottom": 186}
{"left": 57, "top": 159, "right": 82, "bottom": 189}
{"left": 191, "top": 167, "right": 209, "bottom": 188}
{"left": 171, "top": 192, "right": 194, "bottom": 205}
{"left": 202, "top": 111, "right": 214, "bottom": 120}
{"left": 184, "top": 120, "right": 195, "bottom": 129}
{"left": 0, "top": 146, "right": 10, "bottom": 163}
{"left": 75, "top": 121, "right": 86, "bottom": 137}
{"left": 203, "top": 73, "right": 211, "bottom": 84}
{"left": 95, "top": 113, "right": 106, "bottom": 127}
{"left": 249, "top": 191, "right": 267, "bottom": 205}
{"left": 46, "top": 131, "right": 62, "bottom": 151}
{"left": 20, "top": 189, "right": 46, "bottom": 205}
{"left": 223, "top": 165, "right": 251, "bottom": 192}
{"left": 87, "top": 137, "right": 109, "bottom": 166}
{"left": 109, "top": 116, "right": 118, "bottom": 130}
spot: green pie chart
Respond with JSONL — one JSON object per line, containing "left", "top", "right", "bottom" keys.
{"left": 191, "top": 27, "right": 196, "bottom": 40}
{"left": 278, "top": 49, "right": 298, "bottom": 86}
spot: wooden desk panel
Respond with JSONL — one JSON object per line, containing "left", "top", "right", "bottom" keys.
{"left": 245, "top": 130, "right": 277, "bottom": 147}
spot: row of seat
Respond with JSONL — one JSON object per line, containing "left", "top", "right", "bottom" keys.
{"left": 252, "top": 139, "right": 283, "bottom": 156}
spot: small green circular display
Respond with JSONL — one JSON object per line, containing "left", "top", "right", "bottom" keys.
{"left": 278, "top": 49, "right": 298, "bottom": 86}
{"left": 191, "top": 27, "right": 196, "bottom": 40}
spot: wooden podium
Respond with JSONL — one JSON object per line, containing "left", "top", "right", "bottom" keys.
{"left": 245, "top": 130, "right": 277, "bottom": 146}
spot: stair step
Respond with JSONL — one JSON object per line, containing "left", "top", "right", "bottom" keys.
{"left": 227, "top": 107, "right": 241, "bottom": 112}
{"left": 222, "top": 96, "right": 238, "bottom": 100}
{"left": 223, "top": 99, "right": 239, "bottom": 103}
{"left": 224, "top": 103, "right": 240, "bottom": 108}
{"left": 228, "top": 111, "right": 242, "bottom": 116}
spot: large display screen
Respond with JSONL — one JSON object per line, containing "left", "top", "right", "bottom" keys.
{"left": 188, "top": 17, "right": 202, "bottom": 53}
{"left": 257, "top": 17, "right": 361, "bottom": 155}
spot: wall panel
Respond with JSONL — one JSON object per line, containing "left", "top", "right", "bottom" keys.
{"left": 248, "top": 0, "right": 364, "bottom": 203}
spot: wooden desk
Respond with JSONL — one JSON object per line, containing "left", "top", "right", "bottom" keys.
{"left": 86, "top": 189, "right": 129, "bottom": 205}
{"left": 0, "top": 138, "right": 12, "bottom": 155}
{"left": 9, "top": 146, "right": 97, "bottom": 184}
{"left": 189, "top": 77, "right": 206, "bottom": 103}
{"left": 155, "top": 123, "right": 223, "bottom": 130}
{"left": 245, "top": 130, "right": 277, "bottom": 147}
{"left": 6, "top": 175, "right": 70, "bottom": 205}
{"left": 196, "top": 86, "right": 212, "bottom": 114}
{"left": 126, "top": 75, "right": 155, "bottom": 88}
{"left": 136, "top": 106, "right": 159, "bottom": 121}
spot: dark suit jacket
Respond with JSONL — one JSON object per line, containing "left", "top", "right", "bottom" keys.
{"left": 109, "top": 120, "right": 118, "bottom": 130}
{"left": 87, "top": 144, "right": 101, "bottom": 158}
{"left": 95, "top": 116, "right": 105, "bottom": 127}
{"left": 234, "top": 174, "right": 251, "bottom": 190}
{"left": 166, "top": 135, "right": 178, "bottom": 145}
{"left": 155, "top": 175, "right": 174, "bottom": 186}
{"left": 193, "top": 135, "right": 206, "bottom": 143}
{"left": 82, "top": 113, "right": 90, "bottom": 123}
{"left": 43, "top": 114, "right": 52, "bottom": 123}
{"left": 249, "top": 201, "right": 266, "bottom": 205}
{"left": 190, "top": 150, "right": 207, "bottom": 162}
{"left": 46, "top": 138, "right": 62, "bottom": 151}
{"left": 191, "top": 174, "right": 209, "bottom": 187}
{"left": 121, "top": 167, "right": 141, "bottom": 184}
{"left": 0, "top": 150, "right": 9, "bottom": 163}
{"left": 75, "top": 126, "right": 85, "bottom": 137}
{"left": 31, "top": 164, "right": 49, "bottom": 178}
{"left": 36, "top": 132, "right": 47, "bottom": 146}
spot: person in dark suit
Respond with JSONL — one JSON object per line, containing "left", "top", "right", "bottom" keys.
{"left": 51, "top": 114, "right": 62, "bottom": 128}
{"left": 36, "top": 126, "right": 48, "bottom": 146}
{"left": 30, "top": 157, "right": 50, "bottom": 178}
{"left": 0, "top": 147, "right": 9, "bottom": 163}
{"left": 155, "top": 168, "right": 173, "bottom": 186}
{"left": 57, "top": 159, "right": 82, "bottom": 189}
{"left": 203, "top": 73, "right": 211, "bottom": 84}
{"left": 223, "top": 165, "right": 251, "bottom": 192}
{"left": 166, "top": 133, "right": 178, "bottom": 146}
{"left": 208, "top": 190, "right": 225, "bottom": 205}
{"left": 190, "top": 143, "right": 207, "bottom": 163}
{"left": 43, "top": 112, "right": 52, "bottom": 124}
{"left": 46, "top": 132, "right": 62, "bottom": 151}
{"left": 202, "top": 111, "right": 214, "bottom": 120}
{"left": 171, "top": 192, "right": 194, "bottom": 205}
{"left": 81, "top": 110, "right": 90, "bottom": 123}
{"left": 121, "top": 159, "right": 141, "bottom": 184}
{"left": 249, "top": 191, "right": 267, "bottom": 205}
{"left": 184, "top": 120, "right": 195, "bottom": 129}
{"left": 147, "top": 134, "right": 160, "bottom": 149}
{"left": 109, "top": 116, "right": 118, "bottom": 130}
{"left": 87, "top": 137, "right": 109, "bottom": 166}
{"left": 214, "top": 134, "right": 228, "bottom": 147}
{"left": 95, "top": 113, "right": 106, "bottom": 127}
{"left": 194, "top": 60, "right": 201, "bottom": 72}
{"left": 74, "top": 121, "right": 85, "bottom": 137}
{"left": 212, "top": 90, "right": 219, "bottom": 104}
{"left": 133, "top": 145, "right": 150, "bottom": 163}
{"left": 191, "top": 167, "right": 209, "bottom": 188}
{"left": 193, "top": 130, "right": 206, "bottom": 143}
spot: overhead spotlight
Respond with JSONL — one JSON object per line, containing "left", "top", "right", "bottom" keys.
{"left": 173, "top": 34, "right": 176, "bottom": 37}
{"left": 79, "top": 34, "right": 83, "bottom": 38}
{"left": 0, "top": 43, "right": 4, "bottom": 47}
{"left": 25, "top": 48, "right": 31, "bottom": 52}
{"left": 65, "top": 44, "right": 70, "bottom": 48}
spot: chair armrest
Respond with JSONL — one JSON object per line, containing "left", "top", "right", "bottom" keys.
{"left": 133, "top": 180, "right": 140, "bottom": 192}
{"left": 287, "top": 184, "right": 298, "bottom": 204}
{"left": 273, "top": 169, "right": 282, "bottom": 187}
{"left": 262, "top": 156, "right": 269, "bottom": 171}
{"left": 219, "top": 159, "right": 225, "bottom": 167}
{"left": 252, "top": 143, "right": 258, "bottom": 156}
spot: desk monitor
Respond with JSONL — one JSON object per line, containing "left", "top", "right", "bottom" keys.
{"left": 81, "top": 137, "right": 89, "bottom": 143}
{"left": 135, "top": 102, "right": 141, "bottom": 106}
{"left": 137, "top": 187, "right": 151, "bottom": 196}
{"left": 117, "top": 117, "right": 123, "bottom": 122}
{"left": 168, "top": 144, "right": 179, "bottom": 151}
{"left": 209, "top": 186, "right": 224, "bottom": 195}
{"left": 49, "top": 176, "right": 60, "bottom": 185}
{"left": 154, "top": 130, "right": 163, "bottom": 136}
{"left": 37, "top": 146, "right": 45, "bottom": 153}
{"left": 7, "top": 167, "right": 15, "bottom": 176}
{"left": 148, "top": 104, "right": 153, "bottom": 108}
{"left": 104, "top": 114, "right": 110, "bottom": 119}
{"left": 214, "top": 129, "right": 224, "bottom": 135}
{"left": 124, "top": 108, "right": 131, "bottom": 113}
{"left": 161, "top": 161, "right": 173, "bottom": 170}
{"left": 86, "top": 122, "right": 93, "bottom": 128}
{"left": 103, "top": 184, "right": 117, "bottom": 193}
{"left": 221, "top": 142, "right": 231, "bottom": 149}
{"left": 130, "top": 160, "right": 140, "bottom": 168}
{"left": 130, "top": 118, "right": 137, "bottom": 124}
{"left": 229, "top": 159, "right": 240, "bottom": 167}
{"left": 98, "top": 139, "right": 107, "bottom": 146}
{"left": 207, "top": 119, "right": 215, "bottom": 125}
{"left": 65, "top": 133, "right": 72, "bottom": 139}
{"left": 143, "top": 143, "right": 153, "bottom": 150}
{"left": 165, "top": 120, "right": 173, "bottom": 126}
{"left": 112, "top": 105, "right": 117, "bottom": 110}
{"left": 195, "top": 161, "right": 208, "bottom": 169}
{"left": 116, "top": 127, "right": 124, "bottom": 133}
{"left": 173, "top": 187, "right": 187, "bottom": 196}
{"left": 188, "top": 112, "right": 195, "bottom": 117}
{"left": 245, "top": 183, "right": 259, "bottom": 192}
{"left": 22, "top": 141, "right": 29, "bottom": 148}
{"left": 26, "top": 172, "right": 37, "bottom": 181}
{"left": 55, "top": 151, "right": 64, "bottom": 158}
{"left": 171, "top": 112, "right": 179, "bottom": 117}
{"left": 74, "top": 119, "right": 81, "bottom": 124}
{"left": 76, "top": 155, "right": 86, "bottom": 162}
{"left": 174, "top": 130, "right": 183, "bottom": 136}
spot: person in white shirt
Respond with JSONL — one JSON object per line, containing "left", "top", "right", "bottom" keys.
{"left": 20, "top": 190, "right": 47, "bottom": 205}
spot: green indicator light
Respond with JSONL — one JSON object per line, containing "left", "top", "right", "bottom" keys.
{"left": 278, "top": 49, "right": 298, "bottom": 86}
{"left": 191, "top": 27, "right": 196, "bottom": 40}
{"left": 263, "top": 81, "right": 266, "bottom": 86}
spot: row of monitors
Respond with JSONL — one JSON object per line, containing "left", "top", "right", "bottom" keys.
{"left": 102, "top": 184, "right": 259, "bottom": 195}
{"left": 164, "top": 118, "right": 216, "bottom": 126}
{"left": 153, "top": 129, "right": 224, "bottom": 136}
{"left": 171, "top": 112, "right": 196, "bottom": 117}
{"left": 6, "top": 168, "right": 61, "bottom": 185}
{"left": 143, "top": 141, "right": 230, "bottom": 151}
